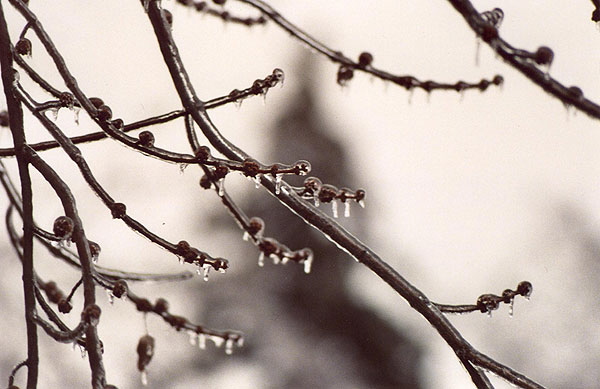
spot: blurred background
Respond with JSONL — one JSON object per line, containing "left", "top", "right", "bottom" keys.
{"left": 1, "top": 0, "right": 599, "bottom": 388}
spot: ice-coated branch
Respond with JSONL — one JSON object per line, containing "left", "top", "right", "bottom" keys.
{"left": 175, "top": 0, "right": 267, "bottom": 26}
{"left": 0, "top": 2, "right": 38, "bottom": 386}
{"left": 145, "top": 1, "right": 543, "bottom": 387}
{"left": 24, "top": 146, "right": 106, "bottom": 388}
{"left": 233, "top": 0, "right": 502, "bottom": 93}
{"left": 447, "top": 0, "right": 600, "bottom": 120}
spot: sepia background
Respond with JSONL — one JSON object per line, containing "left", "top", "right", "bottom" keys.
{"left": 1, "top": 1, "right": 599, "bottom": 388}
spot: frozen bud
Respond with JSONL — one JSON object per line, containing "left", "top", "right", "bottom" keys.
{"left": 0, "top": 111, "right": 8, "bottom": 127}
{"left": 516, "top": 281, "right": 533, "bottom": 297}
{"left": 259, "top": 237, "right": 278, "bottom": 256}
{"left": 112, "top": 280, "right": 128, "bottom": 298}
{"left": 476, "top": 294, "right": 499, "bottom": 313}
{"left": 228, "top": 89, "right": 241, "bottom": 100}
{"left": 89, "top": 240, "right": 101, "bottom": 258}
{"left": 303, "top": 177, "right": 322, "bottom": 193}
{"left": 501, "top": 289, "right": 513, "bottom": 303}
{"left": 492, "top": 75, "right": 504, "bottom": 85}
{"left": 272, "top": 68, "right": 284, "bottom": 83}
{"left": 59, "top": 92, "right": 76, "bottom": 108}
{"left": 176, "top": 240, "right": 192, "bottom": 256}
{"left": 195, "top": 146, "right": 211, "bottom": 162}
{"left": 166, "top": 315, "right": 187, "bottom": 330}
{"left": 242, "top": 159, "right": 261, "bottom": 177}
{"left": 567, "top": 86, "right": 583, "bottom": 101}
{"left": 337, "top": 65, "right": 354, "bottom": 86}
{"left": 97, "top": 105, "right": 113, "bottom": 121}
{"left": 213, "top": 165, "right": 229, "bottom": 180}
{"left": 83, "top": 304, "right": 102, "bottom": 326}
{"left": 534, "top": 46, "right": 554, "bottom": 66}
{"left": 195, "top": 1, "right": 207, "bottom": 11}
{"left": 137, "top": 131, "right": 155, "bottom": 147}
{"left": 154, "top": 298, "right": 169, "bottom": 313}
{"left": 199, "top": 174, "right": 212, "bottom": 189}
{"left": 110, "top": 202, "right": 126, "bottom": 219}
{"left": 317, "top": 184, "right": 338, "bottom": 203}
{"left": 358, "top": 52, "right": 373, "bottom": 68}
{"left": 137, "top": 335, "right": 155, "bottom": 372}
{"left": 214, "top": 257, "right": 229, "bottom": 271}
{"left": 593, "top": 9, "right": 600, "bottom": 22}
{"left": 213, "top": 0, "right": 226, "bottom": 4}
{"left": 454, "top": 81, "right": 468, "bottom": 92}
{"left": 58, "top": 298, "right": 73, "bottom": 314}
{"left": 89, "top": 97, "right": 104, "bottom": 109}
{"left": 293, "top": 160, "right": 311, "bottom": 176}
{"left": 354, "top": 189, "right": 366, "bottom": 202}
{"left": 53, "top": 216, "right": 74, "bottom": 239}
{"left": 478, "top": 79, "right": 490, "bottom": 91}
{"left": 103, "top": 385, "right": 118, "bottom": 389}
{"left": 481, "top": 24, "right": 498, "bottom": 43}
{"left": 162, "top": 9, "right": 173, "bottom": 26}
{"left": 111, "top": 118, "right": 124, "bottom": 129}
{"left": 136, "top": 298, "right": 153, "bottom": 312}
{"left": 15, "top": 38, "right": 32, "bottom": 56}
{"left": 247, "top": 217, "right": 265, "bottom": 236}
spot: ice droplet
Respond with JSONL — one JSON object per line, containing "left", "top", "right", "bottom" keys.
{"left": 332, "top": 201, "right": 339, "bottom": 218}
{"left": 140, "top": 370, "right": 148, "bottom": 386}
{"left": 258, "top": 251, "right": 265, "bottom": 267}
{"left": 344, "top": 201, "right": 351, "bottom": 218}
{"left": 274, "top": 174, "right": 282, "bottom": 195}
{"left": 202, "top": 265, "right": 210, "bottom": 282}
{"left": 211, "top": 336, "right": 224, "bottom": 348}
{"left": 358, "top": 199, "right": 366, "bottom": 209}
{"left": 243, "top": 231, "right": 250, "bottom": 241}
{"left": 236, "top": 337, "right": 244, "bottom": 347}
{"left": 225, "top": 338, "right": 234, "bottom": 355}
{"left": 303, "top": 254, "right": 313, "bottom": 274}
{"left": 188, "top": 331, "right": 198, "bottom": 346}
{"left": 92, "top": 254, "right": 99, "bottom": 264}
{"left": 198, "top": 333, "right": 206, "bottom": 350}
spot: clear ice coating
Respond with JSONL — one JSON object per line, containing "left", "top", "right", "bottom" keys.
{"left": 344, "top": 201, "right": 351, "bottom": 217}
{"left": 225, "top": 338, "right": 234, "bottom": 355}
{"left": 332, "top": 201, "right": 339, "bottom": 218}
{"left": 198, "top": 333, "right": 206, "bottom": 350}
{"left": 274, "top": 174, "right": 282, "bottom": 195}
{"left": 140, "top": 370, "right": 148, "bottom": 386}
{"left": 258, "top": 251, "right": 265, "bottom": 267}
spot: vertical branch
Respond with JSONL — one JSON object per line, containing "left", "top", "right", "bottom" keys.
{"left": 0, "top": 3, "right": 38, "bottom": 388}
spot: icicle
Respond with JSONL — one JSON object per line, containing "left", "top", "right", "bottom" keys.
{"left": 73, "top": 107, "right": 81, "bottom": 125}
{"left": 281, "top": 256, "right": 289, "bottom": 265}
{"left": 178, "top": 256, "right": 184, "bottom": 265}
{"left": 211, "top": 336, "right": 224, "bottom": 348}
{"left": 140, "top": 371, "right": 148, "bottom": 386}
{"left": 236, "top": 337, "right": 244, "bottom": 347}
{"left": 92, "top": 254, "right": 99, "bottom": 264}
{"left": 202, "top": 265, "right": 210, "bottom": 282}
{"left": 218, "top": 180, "right": 225, "bottom": 197}
{"left": 487, "top": 310, "right": 492, "bottom": 318}
{"left": 258, "top": 251, "right": 265, "bottom": 267}
{"left": 331, "top": 201, "right": 339, "bottom": 218}
{"left": 198, "top": 333, "right": 207, "bottom": 350}
{"left": 49, "top": 107, "right": 59, "bottom": 121}
{"left": 303, "top": 254, "right": 313, "bottom": 274}
{"left": 79, "top": 345, "right": 87, "bottom": 359}
{"left": 225, "top": 338, "right": 234, "bottom": 355}
{"left": 508, "top": 299, "right": 514, "bottom": 317}
{"left": 243, "top": 231, "right": 250, "bottom": 241}
{"left": 179, "top": 163, "right": 188, "bottom": 174}
{"left": 358, "top": 199, "right": 366, "bottom": 208}
{"left": 344, "top": 201, "right": 351, "bottom": 217}
{"left": 314, "top": 197, "right": 320, "bottom": 207}
{"left": 274, "top": 174, "right": 282, "bottom": 195}
{"left": 475, "top": 38, "right": 481, "bottom": 66}
{"left": 407, "top": 88, "right": 414, "bottom": 105}
{"left": 253, "top": 175, "right": 261, "bottom": 189}
{"left": 270, "top": 254, "right": 280, "bottom": 265}
{"left": 188, "top": 331, "right": 198, "bottom": 346}
{"left": 219, "top": 268, "right": 226, "bottom": 274}
{"left": 143, "top": 0, "right": 150, "bottom": 13}
{"left": 106, "top": 289, "right": 114, "bottom": 305}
